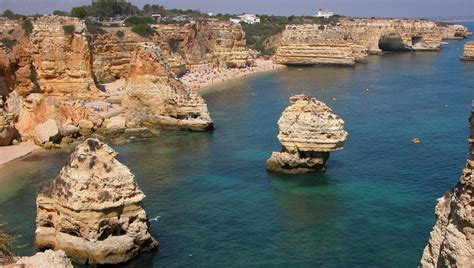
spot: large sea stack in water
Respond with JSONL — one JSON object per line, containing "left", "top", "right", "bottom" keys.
{"left": 35, "top": 138, "right": 158, "bottom": 265}
{"left": 461, "top": 42, "right": 474, "bottom": 61}
{"left": 266, "top": 94, "right": 348, "bottom": 174}
{"left": 420, "top": 103, "right": 474, "bottom": 267}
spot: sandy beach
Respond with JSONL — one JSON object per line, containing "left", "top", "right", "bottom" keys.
{"left": 0, "top": 142, "right": 40, "bottom": 166}
{"left": 180, "top": 59, "right": 286, "bottom": 91}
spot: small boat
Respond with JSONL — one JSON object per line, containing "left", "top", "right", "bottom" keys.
{"left": 332, "top": 97, "right": 337, "bottom": 103}
{"left": 412, "top": 137, "right": 421, "bottom": 144}
{"left": 441, "top": 41, "right": 449, "bottom": 45}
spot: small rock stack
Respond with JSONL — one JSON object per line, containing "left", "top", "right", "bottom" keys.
{"left": 35, "top": 138, "right": 158, "bottom": 265}
{"left": 420, "top": 102, "right": 474, "bottom": 267}
{"left": 266, "top": 94, "right": 348, "bottom": 174}
{"left": 461, "top": 41, "right": 474, "bottom": 61}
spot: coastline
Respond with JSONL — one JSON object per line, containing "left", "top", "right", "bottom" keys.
{"left": 0, "top": 142, "right": 41, "bottom": 167}
{"left": 180, "top": 59, "right": 286, "bottom": 92}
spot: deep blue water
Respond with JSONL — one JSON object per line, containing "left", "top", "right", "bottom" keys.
{"left": 0, "top": 23, "right": 473, "bottom": 267}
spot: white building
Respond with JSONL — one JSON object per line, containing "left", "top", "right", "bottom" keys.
{"left": 230, "top": 13, "right": 260, "bottom": 24}
{"left": 315, "top": 9, "right": 334, "bottom": 18}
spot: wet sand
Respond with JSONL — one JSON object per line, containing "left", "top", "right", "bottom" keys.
{"left": 0, "top": 142, "right": 40, "bottom": 167}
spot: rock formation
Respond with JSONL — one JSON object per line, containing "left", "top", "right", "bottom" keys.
{"left": 420, "top": 102, "right": 474, "bottom": 267}
{"left": 153, "top": 21, "right": 256, "bottom": 74}
{"left": 123, "top": 44, "right": 213, "bottom": 131}
{"left": 0, "top": 16, "right": 220, "bottom": 148}
{"left": 275, "top": 18, "right": 445, "bottom": 65}
{"left": 266, "top": 95, "right": 348, "bottom": 174}
{"left": 461, "top": 42, "right": 474, "bottom": 61}
{"left": 35, "top": 138, "right": 158, "bottom": 265}
{"left": 438, "top": 23, "right": 470, "bottom": 40}
{"left": 14, "top": 250, "right": 73, "bottom": 268}
{"left": 0, "top": 96, "right": 16, "bottom": 146}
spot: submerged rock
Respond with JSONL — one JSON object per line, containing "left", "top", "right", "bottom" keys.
{"left": 35, "top": 138, "right": 158, "bottom": 265}
{"left": 420, "top": 103, "right": 474, "bottom": 267}
{"left": 266, "top": 95, "right": 348, "bottom": 174}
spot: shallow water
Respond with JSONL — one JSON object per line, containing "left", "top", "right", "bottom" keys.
{"left": 1, "top": 23, "right": 473, "bottom": 267}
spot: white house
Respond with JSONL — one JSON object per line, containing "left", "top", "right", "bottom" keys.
{"left": 230, "top": 13, "right": 260, "bottom": 24}
{"left": 315, "top": 9, "right": 334, "bottom": 18}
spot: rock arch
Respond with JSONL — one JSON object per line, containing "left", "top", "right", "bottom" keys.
{"left": 378, "top": 33, "right": 408, "bottom": 51}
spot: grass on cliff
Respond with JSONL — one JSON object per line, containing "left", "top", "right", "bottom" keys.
{"left": 131, "top": 24, "right": 155, "bottom": 37}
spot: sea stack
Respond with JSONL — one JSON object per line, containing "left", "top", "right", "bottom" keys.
{"left": 35, "top": 138, "right": 158, "bottom": 265}
{"left": 461, "top": 42, "right": 474, "bottom": 61}
{"left": 420, "top": 102, "right": 474, "bottom": 267}
{"left": 266, "top": 94, "right": 348, "bottom": 174}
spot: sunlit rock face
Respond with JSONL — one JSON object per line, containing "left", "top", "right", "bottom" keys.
{"left": 35, "top": 138, "right": 158, "bottom": 265}
{"left": 274, "top": 18, "right": 444, "bottom": 65}
{"left": 266, "top": 94, "right": 348, "bottom": 174}
{"left": 123, "top": 44, "right": 213, "bottom": 131}
{"left": 153, "top": 21, "right": 256, "bottom": 74}
{"left": 420, "top": 103, "right": 474, "bottom": 267}
{"left": 15, "top": 250, "right": 73, "bottom": 268}
{"left": 461, "top": 42, "right": 474, "bottom": 61}
{"left": 437, "top": 23, "right": 470, "bottom": 40}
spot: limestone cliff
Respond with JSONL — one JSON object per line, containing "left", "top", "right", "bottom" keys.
{"left": 275, "top": 18, "right": 444, "bottom": 65}
{"left": 123, "top": 44, "right": 213, "bottom": 131}
{"left": 420, "top": 103, "right": 474, "bottom": 267}
{"left": 461, "top": 42, "right": 474, "bottom": 61}
{"left": 266, "top": 94, "right": 348, "bottom": 174}
{"left": 35, "top": 138, "right": 158, "bottom": 265}
{"left": 437, "top": 23, "right": 470, "bottom": 40}
{"left": 0, "top": 16, "right": 218, "bottom": 147}
{"left": 14, "top": 250, "right": 73, "bottom": 268}
{"left": 153, "top": 21, "right": 256, "bottom": 74}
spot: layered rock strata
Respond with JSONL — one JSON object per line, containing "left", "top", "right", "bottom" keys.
{"left": 153, "top": 21, "right": 256, "bottom": 73}
{"left": 461, "top": 42, "right": 474, "bottom": 61}
{"left": 0, "top": 16, "right": 217, "bottom": 148}
{"left": 123, "top": 44, "right": 213, "bottom": 131}
{"left": 266, "top": 95, "right": 348, "bottom": 174}
{"left": 438, "top": 23, "right": 470, "bottom": 40}
{"left": 35, "top": 138, "right": 158, "bottom": 265}
{"left": 275, "top": 18, "right": 445, "bottom": 65}
{"left": 420, "top": 102, "right": 474, "bottom": 267}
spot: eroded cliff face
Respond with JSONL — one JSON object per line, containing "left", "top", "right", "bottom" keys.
{"left": 153, "top": 21, "right": 256, "bottom": 74}
{"left": 420, "top": 103, "right": 474, "bottom": 267}
{"left": 123, "top": 44, "right": 213, "bottom": 131}
{"left": 0, "top": 16, "right": 218, "bottom": 147}
{"left": 461, "top": 42, "right": 474, "bottom": 61}
{"left": 35, "top": 138, "right": 158, "bottom": 265}
{"left": 275, "top": 18, "right": 445, "bottom": 65}
{"left": 438, "top": 23, "right": 470, "bottom": 40}
{"left": 266, "top": 94, "right": 348, "bottom": 174}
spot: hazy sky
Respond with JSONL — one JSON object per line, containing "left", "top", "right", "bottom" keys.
{"left": 1, "top": 0, "right": 473, "bottom": 18}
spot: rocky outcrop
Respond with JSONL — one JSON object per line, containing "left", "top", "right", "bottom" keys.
{"left": 275, "top": 18, "right": 443, "bottom": 65}
{"left": 0, "top": 97, "right": 16, "bottom": 146}
{"left": 35, "top": 138, "right": 158, "bottom": 265}
{"left": 123, "top": 44, "right": 213, "bottom": 131}
{"left": 437, "top": 23, "right": 470, "bottom": 40}
{"left": 420, "top": 102, "right": 474, "bottom": 267}
{"left": 266, "top": 95, "right": 348, "bottom": 173}
{"left": 461, "top": 42, "right": 474, "bottom": 61}
{"left": 14, "top": 250, "right": 73, "bottom": 268}
{"left": 0, "top": 16, "right": 217, "bottom": 148}
{"left": 153, "top": 21, "right": 256, "bottom": 73}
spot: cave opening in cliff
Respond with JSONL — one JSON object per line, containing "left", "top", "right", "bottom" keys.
{"left": 411, "top": 36, "right": 423, "bottom": 46}
{"left": 378, "top": 34, "right": 408, "bottom": 51}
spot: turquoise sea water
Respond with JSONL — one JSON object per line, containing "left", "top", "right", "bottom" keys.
{"left": 1, "top": 23, "right": 473, "bottom": 267}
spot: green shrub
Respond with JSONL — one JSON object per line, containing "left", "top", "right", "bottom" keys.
{"left": 131, "top": 24, "right": 155, "bottom": 37}
{"left": 85, "top": 19, "right": 106, "bottom": 35}
{"left": 168, "top": 39, "right": 179, "bottom": 52}
{"left": 63, "top": 25, "right": 75, "bottom": 35}
{"left": 22, "top": 19, "right": 33, "bottom": 35}
{"left": 124, "top": 16, "right": 155, "bottom": 27}
{"left": 115, "top": 30, "right": 124, "bottom": 38}
{"left": 53, "top": 10, "right": 69, "bottom": 16}
{"left": 0, "top": 38, "right": 17, "bottom": 49}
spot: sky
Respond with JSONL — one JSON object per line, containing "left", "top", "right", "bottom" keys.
{"left": 0, "top": 0, "right": 473, "bottom": 18}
